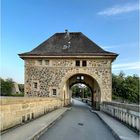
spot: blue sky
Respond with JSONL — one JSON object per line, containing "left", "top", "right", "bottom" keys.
{"left": 1, "top": 0, "right": 139, "bottom": 83}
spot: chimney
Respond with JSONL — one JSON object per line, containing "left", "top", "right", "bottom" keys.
{"left": 65, "top": 29, "right": 70, "bottom": 39}
{"left": 63, "top": 29, "right": 71, "bottom": 49}
{"left": 65, "top": 29, "right": 68, "bottom": 33}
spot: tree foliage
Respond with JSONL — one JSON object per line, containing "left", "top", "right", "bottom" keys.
{"left": 0, "top": 78, "right": 14, "bottom": 96}
{"left": 112, "top": 72, "right": 139, "bottom": 104}
{"left": 0, "top": 78, "right": 24, "bottom": 96}
{"left": 71, "top": 84, "right": 91, "bottom": 98}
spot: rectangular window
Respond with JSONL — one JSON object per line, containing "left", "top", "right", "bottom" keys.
{"left": 76, "top": 60, "right": 80, "bottom": 66}
{"left": 82, "top": 61, "right": 87, "bottom": 67}
{"left": 81, "top": 76, "right": 84, "bottom": 80}
{"left": 45, "top": 60, "right": 49, "bottom": 65}
{"left": 33, "top": 82, "right": 38, "bottom": 89}
{"left": 38, "top": 60, "right": 42, "bottom": 65}
{"left": 52, "top": 89, "right": 57, "bottom": 96}
{"left": 77, "top": 76, "right": 80, "bottom": 80}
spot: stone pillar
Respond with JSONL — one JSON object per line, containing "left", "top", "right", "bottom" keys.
{"left": 136, "top": 117, "right": 140, "bottom": 130}
{"left": 125, "top": 113, "right": 128, "bottom": 123}
{"left": 132, "top": 116, "right": 135, "bottom": 128}
{"left": 128, "top": 115, "right": 132, "bottom": 126}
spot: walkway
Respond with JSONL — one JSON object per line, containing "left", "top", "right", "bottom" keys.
{"left": 93, "top": 111, "right": 139, "bottom": 140}
{"left": 1, "top": 108, "right": 68, "bottom": 140}
{"left": 39, "top": 99, "right": 116, "bottom": 140}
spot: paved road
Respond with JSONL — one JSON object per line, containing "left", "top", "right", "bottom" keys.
{"left": 39, "top": 99, "right": 116, "bottom": 140}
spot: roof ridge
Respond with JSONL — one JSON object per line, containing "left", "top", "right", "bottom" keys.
{"left": 56, "top": 32, "right": 82, "bottom": 34}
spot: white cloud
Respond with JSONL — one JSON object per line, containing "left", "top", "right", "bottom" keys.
{"left": 102, "top": 42, "right": 138, "bottom": 49}
{"left": 112, "top": 62, "right": 140, "bottom": 71}
{"left": 98, "top": 3, "right": 139, "bottom": 16}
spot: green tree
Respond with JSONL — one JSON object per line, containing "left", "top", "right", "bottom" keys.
{"left": 124, "top": 75, "right": 139, "bottom": 103}
{"left": 71, "top": 84, "right": 92, "bottom": 98}
{"left": 83, "top": 87, "right": 91, "bottom": 98}
{"left": 71, "top": 85, "right": 80, "bottom": 97}
{"left": 112, "top": 72, "right": 139, "bottom": 104}
{"left": 0, "top": 78, "right": 14, "bottom": 96}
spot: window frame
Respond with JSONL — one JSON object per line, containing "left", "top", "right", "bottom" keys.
{"left": 33, "top": 82, "right": 38, "bottom": 89}
{"left": 32, "top": 81, "right": 39, "bottom": 91}
{"left": 38, "top": 60, "right": 42, "bottom": 65}
{"left": 81, "top": 76, "right": 84, "bottom": 80}
{"left": 52, "top": 89, "right": 57, "bottom": 96}
{"left": 44, "top": 60, "right": 49, "bottom": 66}
{"left": 75, "top": 60, "right": 80, "bottom": 67}
{"left": 82, "top": 60, "right": 87, "bottom": 67}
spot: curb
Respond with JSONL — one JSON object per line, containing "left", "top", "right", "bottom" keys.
{"left": 91, "top": 110, "right": 121, "bottom": 140}
{"left": 28, "top": 108, "right": 70, "bottom": 140}
{"left": 1, "top": 109, "right": 61, "bottom": 135}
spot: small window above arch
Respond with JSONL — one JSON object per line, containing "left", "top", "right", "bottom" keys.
{"left": 38, "top": 60, "right": 42, "bottom": 65}
{"left": 81, "top": 76, "right": 84, "bottom": 80}
{"left": 82, "top": 60, "right": 87, "bottom": 67}
{"left": 44, "top": 60, "right": 49, "bottom": 66}
{"left": 76, "top": 60, "right": 80, "bottom": 66}
{"left": 77, "top": 76, "right": 80, "bottom": 80}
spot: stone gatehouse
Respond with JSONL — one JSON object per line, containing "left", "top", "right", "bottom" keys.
{"left": 19, "top": 30, "right": 117, "bottom": 109}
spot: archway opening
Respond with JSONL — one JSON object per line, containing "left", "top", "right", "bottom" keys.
{"left": 71, "top": 83, "right": 92, "bottom": 98}
{"left": 71, "top": 83, "right": 92, "bottom": 105}
{"left": 62, "top": 73, "right": 101, "bottom": 110}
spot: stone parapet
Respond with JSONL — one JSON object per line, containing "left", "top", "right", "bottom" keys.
{"left": 100, "top": 101, "right": 140, "bottom": 131}
{"left": 0, "top": 97, "right": 62, "bottom": 131}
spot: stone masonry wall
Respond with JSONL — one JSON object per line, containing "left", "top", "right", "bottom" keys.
{"left": 0, "top": 97, "right": 62, "bottom": 131}
{"left": 24, "top": 58, "right": 112, "bottom": 102}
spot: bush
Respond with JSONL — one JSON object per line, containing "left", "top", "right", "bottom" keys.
{"left": 11, "top": 93, "right": 24, "bottom": 97}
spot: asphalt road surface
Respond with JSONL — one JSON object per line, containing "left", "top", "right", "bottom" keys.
{"left": 39, "top": 99, "right": 116, "bottom": 140}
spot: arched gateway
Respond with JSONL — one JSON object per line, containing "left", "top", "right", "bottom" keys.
{"left": 19, "top": 30, "right": 118, "bottom": 109}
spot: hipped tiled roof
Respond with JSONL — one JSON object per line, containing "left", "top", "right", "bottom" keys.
{"left": 19, "top": 32, "right": 118, "bottom": 58}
